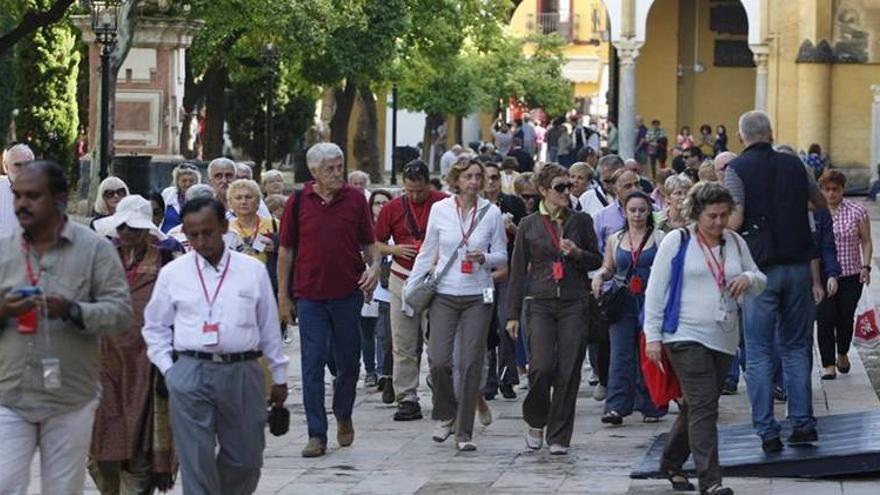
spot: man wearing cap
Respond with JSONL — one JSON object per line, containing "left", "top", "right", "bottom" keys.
{"left": 143, "top": 197, "right": 288, "bottom": 494}
{"left": 90, "top": 195, "right": 178, "bottom": 493}
{"left": 0, "top": 161, "right": 132, "bottom": 494}
{"left": 0, "top": 143, "right": 34, "bottom": 238}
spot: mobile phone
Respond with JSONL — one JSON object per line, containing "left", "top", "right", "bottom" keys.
{"left": 12, "top": 286, "right": 43, "bottom": 298}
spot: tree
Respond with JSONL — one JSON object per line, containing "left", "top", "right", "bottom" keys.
{"left": 13, "top": 0, "right": 80, "bottom": 174}
{"left": 0, "top": 0, "right": 74, "bottom": 56}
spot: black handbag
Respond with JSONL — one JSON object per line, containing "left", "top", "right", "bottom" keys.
{"left": 598, "top": 282, "right": 629, "bottom": 323}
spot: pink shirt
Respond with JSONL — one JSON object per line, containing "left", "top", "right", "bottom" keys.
{"left": 832, "top": 199, "right": 868, "bottom": 277}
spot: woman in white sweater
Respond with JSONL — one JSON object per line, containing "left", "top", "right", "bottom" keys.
{"left": 408, "top": 157, "right": 507, "bottom": 451}
{"left": 643, "top": 182, "right": 766, "bottom": 495}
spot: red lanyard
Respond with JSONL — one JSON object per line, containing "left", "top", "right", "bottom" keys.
{"left": 627, "top": 230, "right": 647, "bottom": 268}
{"left": 455, "top": 197, "right": 479, "bottom": 246}
{"left": 696, "top": 230, "right": 726, "bottom": 289}
{"left": 540, "top": 214, "right": 562, "bottom": 253}
{"left": 21, "top": 239, "right": 40, "bottom": 285}
{"left": 195, "top": 253, "right": 232, "bottom": 316}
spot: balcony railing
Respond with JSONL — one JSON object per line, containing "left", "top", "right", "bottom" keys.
{"left": 535, "top": 13, "right": 572, "bottom": 42}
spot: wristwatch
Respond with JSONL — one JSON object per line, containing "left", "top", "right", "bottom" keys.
{"left": 64, "top": 301, "right": 84, "bottom": 327}
{"left": 862, "top": 265, "right": 872, "bottom": 272}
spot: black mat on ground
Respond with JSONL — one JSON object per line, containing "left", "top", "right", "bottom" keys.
{"left": 631, "top": 410, "right": 880, "bottom": 479}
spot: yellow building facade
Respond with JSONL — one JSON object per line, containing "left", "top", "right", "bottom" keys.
{"left": 508, "top": 0, "right": 880, "bottom": 170}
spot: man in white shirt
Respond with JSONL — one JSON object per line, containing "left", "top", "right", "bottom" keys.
{"left": 0, "top": 144, "right": 34, "bottom": 238}
{"left": 143, "top": 197, "right": 288, "bottom": 495}
{"left": 579, "top": 154, "right": 623, "bottom": 216}
{"left": 439, "top": 145, "right": 464, "bottom": 178}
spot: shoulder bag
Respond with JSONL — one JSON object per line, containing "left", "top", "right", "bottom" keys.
{"left": 404, "top": 205, "right": 490, "bottom": 313}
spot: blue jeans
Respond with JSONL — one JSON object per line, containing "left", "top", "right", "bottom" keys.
{"left": 605, "top": 313, "right": 668, "bottom": 417}
{"left": 743, "top": 264, "right": 816, "bottom": 440}
{"left": 374, "top": 301, "right": 390, "bottom": 376}
{"left": 298, "top": 291, "right": 363, "bottom": 441}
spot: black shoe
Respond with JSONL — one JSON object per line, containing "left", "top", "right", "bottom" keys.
{"left": 664, "top": 472, "right": 694, "bottom": 492}
{"left": 601, "top": 411, "right": 623, "bottom": 425}
{"left": 500, "top": 384, "right": 517, "bottom": 400}
{"left": 377, "top": 376, "right": 386, "bottom": 391}
{"left": 721, "top": 381, "right": 738, "bottom": 395}
{"left": 393, "top": 401, "right": 423, "bottom": 421}
{"left": 773, "top": 386, "right": 787, "bottom": 403}
{"left": 761, "top": 437, "right": 783, "bottom": 454}
{"left": 381, "top": 381, "right": 395, "bottom": 404}
{"left": 483, "top": 391, "right": 496, "bottom": 401}
{"left": 787, "top": 428, "right": 818, "bottom": 445}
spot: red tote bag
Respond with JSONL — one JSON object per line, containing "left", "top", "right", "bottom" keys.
{"left": 639, "top": 333, "right": 682, "bottom": 408}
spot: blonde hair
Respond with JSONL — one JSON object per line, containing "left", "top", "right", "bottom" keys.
{"left": 698, "top": 160, "right": 718, "bottom": 182}
{"left": 94, "top": 176, "right": 129, "bottom": 215}
{"left": 261, "top": 169, "right": 284, "bottom": 190}
{"left": 227, "top": 178, "right": 262, "bottom": 204}
{"left": 445, "top": 157, "right": 484, "bottom": 193}
{"left": 514, "top": 172, "right": 535, "bottom": 196}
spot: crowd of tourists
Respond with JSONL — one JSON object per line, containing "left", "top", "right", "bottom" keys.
{"left": 0, "top": 108, "right": 873, "bottom": 495}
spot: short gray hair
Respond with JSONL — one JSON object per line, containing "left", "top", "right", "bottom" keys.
{"left": 306, "top": 142, "right": 344, "bottom": 171}
{"left": 185, "top": 184, "right": 216, "bottom": 202}
{"left": 738, "top": 110, "right": 772, "bottom": 143}
{"left": 235, "top": 162, "right": 253, "bottom": 179}
{"left": 597, "top": 154, "right": 624, "bottom": 173}
{"left": 2, "top": 143, "right": 34, "bottom": 174}
{"left": 260, "top": 169, "right": 283, "bottom": 188}
{"left": 664, "top": 174, "right": 693, "bottom": 193}
{"left": 207, "top": 157, "right": 236, "bottom": 176}
{"left": 349, "top": 170, "right": 370, "bottom": 185}
{"left": 172, "top": 163, "right": 201, "bottom": 186}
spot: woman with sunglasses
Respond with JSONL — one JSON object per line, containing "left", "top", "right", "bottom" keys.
{"left": 591, "top": 191, "right": 668, "bottom": 425}
{"left": 90, "top": 176, "right": 129, "bottom": 230}
{"left": 506, "top": 163, "right": 602, "bottom": 454}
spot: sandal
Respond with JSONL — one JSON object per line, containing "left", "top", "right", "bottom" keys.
{"left": 702, "top": 483, "right": 733, "bottom": 494}
{"left": 665, "top": 471, "right": 695, "bottom": 491}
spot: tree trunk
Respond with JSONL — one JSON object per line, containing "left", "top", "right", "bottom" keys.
{"left": 204, "top": 66, "right": 227, "bottom": 159}
{"left": 329, "top": 80, "right": 356, "bottom": 173}
{"left": 357, "top": 84, "right": 381, "bottom": 182}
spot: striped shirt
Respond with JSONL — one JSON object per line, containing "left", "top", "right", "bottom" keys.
{"left": 831, "top": 199, "right": 868, "bottom": 276}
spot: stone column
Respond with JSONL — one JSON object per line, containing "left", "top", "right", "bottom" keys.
{"left": 751, "top": 45, "right": 770, "bottom": 112}
{"left": 872, "top": 85, "right": 880, "bottom": 178}
{"left": 795, "top": 39, "right": 833, "bottom": 153}
{"left": 615, "top": 39, "right": 642, "bottom": 160}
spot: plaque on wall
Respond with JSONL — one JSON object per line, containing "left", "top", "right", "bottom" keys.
{"left": 710, "top": 2, "right": 748, "bottom": 35}
{"left": 832, "top": 0, "right": 876, "bottom": 63}
{"left": 714, "top": 40, "right": 756, "bottom": 67}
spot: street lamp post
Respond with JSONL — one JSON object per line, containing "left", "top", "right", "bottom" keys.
{"left": 262, "top": 44, "right": 278, "bottom": 172}
{"left": 390, "top": 84, "right": 398, "bottom": 185}
{"left": 89, "top": 0, "right": 121, "bottom": 181}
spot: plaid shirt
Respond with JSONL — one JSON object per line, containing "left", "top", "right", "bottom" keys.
{"left": 832, "top": 199, "right": 868, "bottom": 276}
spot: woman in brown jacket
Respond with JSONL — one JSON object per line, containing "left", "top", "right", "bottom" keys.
{"left": 505, "top": 163, "right": 603, "bottom": 454}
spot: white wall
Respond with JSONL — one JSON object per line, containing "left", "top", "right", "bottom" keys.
{"left": 384, "top": 100, "right": 426, "bottom": 172}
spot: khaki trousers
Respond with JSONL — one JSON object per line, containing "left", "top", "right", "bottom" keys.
{"left": 389, "top": 274, "right": 428, "bottom": 403}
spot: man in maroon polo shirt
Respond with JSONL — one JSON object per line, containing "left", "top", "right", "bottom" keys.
{"left": 374, "top": 160, "right": 446, "bottom": 422}
{"left": 277, "top": 143, "right": 381, "bottom": 458}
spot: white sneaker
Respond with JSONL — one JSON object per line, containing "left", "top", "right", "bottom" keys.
{"left": 432, "top": 419, "right": 454, "bottom": 443}
{"left": 525, "top": 428, "right": 544, "bottom": 450}
{"left": 457, "top": 440, "right": 477, "bottom": 451}
{"left": 477, "top": 403, "right": 493, "bottom": 426}
{"left": 593, "top": 384, "right": 607, "bottom": 401}
{"left": 549, "top": 444, "right": 568, "bottom": 455}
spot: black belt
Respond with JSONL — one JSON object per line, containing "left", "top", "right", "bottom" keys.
{"left": 175, "top": 350, "right": 262, "bottom": 364}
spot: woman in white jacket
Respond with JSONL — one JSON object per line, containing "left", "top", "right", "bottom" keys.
{"left": 643, "top": 181, "right": 766, "bottom": 495}
{"left": 408, "top": 157, "right": 507, "bottom": 451}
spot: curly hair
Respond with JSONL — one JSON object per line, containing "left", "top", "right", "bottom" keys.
{"left": 681, "top": 181, "right": 735, "bottom": 221}
{"left": 445, "top": 157, "right": 485, "bottom": 193}
{"left": 534, "top": 163, "right": 569, "bottom": 191}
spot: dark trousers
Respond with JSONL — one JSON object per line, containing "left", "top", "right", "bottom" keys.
{"left": 816, "top": 275, "right": 862, "bottom": 367}
{"left": 485, "top": 282, "right": 520, "bottom": 393}
{"left": 523, "top": 298, "right": 589, "bottom": 447}
{"left": 587, "top": 293, "right": 610, "bottom": 387}
{"left": 298, "top": 291, "right": 363, "bottom": 440}
{"left": 360, "top": 316, "right": 378, "bottom": 375}
{"left": 661, "top": 342, "right": 733, "bottom": 492}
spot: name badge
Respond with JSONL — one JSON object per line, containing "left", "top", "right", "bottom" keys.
{"left": 42, "top": 357, "right": 61, "bottom": 389}
{"left": 251, "top": 235, "right": 266, "bottom": 253}
{"left": 18, "top": 309, "right": 37, "bottom": 334}
{"left": 202, "top": 322, "right": 220, "bottom": 346}
{"left": 482, "top": 288, "right": 495, "bottom": 304}
{"left": 461, "top": 259, "right": 474, "bottom": 274}
{"left": 552, "top": 261, "right": 565, "bottom": 281}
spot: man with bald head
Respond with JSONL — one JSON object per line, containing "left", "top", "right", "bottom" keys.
{"left": 0, "top": 143, "right": 34, "bottom": 237}
{"left": 624, "top": 158, "right": 654, "bottom": 194}
{"left": 713, "top": 151, "right": 737, "bottom": 183}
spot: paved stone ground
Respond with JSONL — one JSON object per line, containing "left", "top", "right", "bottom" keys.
{"left": 24, "top": 201, "right": 880, "bottom": 495}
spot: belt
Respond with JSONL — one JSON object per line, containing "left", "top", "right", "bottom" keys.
{"left": 175, "top": 350, "right": 263, "bottom": 364}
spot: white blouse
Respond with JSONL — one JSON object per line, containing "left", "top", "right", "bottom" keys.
{"left": 407, "top": 196, "right": 507, "bottom": 296}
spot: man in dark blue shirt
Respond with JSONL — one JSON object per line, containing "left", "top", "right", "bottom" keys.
{"left": 725, "top": 110, "right": 827, "bottom": 454}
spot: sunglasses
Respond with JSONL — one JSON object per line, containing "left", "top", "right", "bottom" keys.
{"left": 552, "top": 182, "right": 574, "bottom": 194}
{"left": 103, "top": 188, "right": 127, "bottom": 199}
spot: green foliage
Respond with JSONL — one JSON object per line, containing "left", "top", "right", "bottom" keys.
{"left": 13, "top": 0, "right": 79, "bottom": 171}
{"left": 0, "top": 12, "right": 15, "bottom": 142}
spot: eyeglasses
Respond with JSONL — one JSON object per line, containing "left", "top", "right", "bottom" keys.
{"left": 552, "top": 182, "right": 574, "bottom": 194}
{"left": 103, "top": 188, "right": 127, "bottom": 199}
